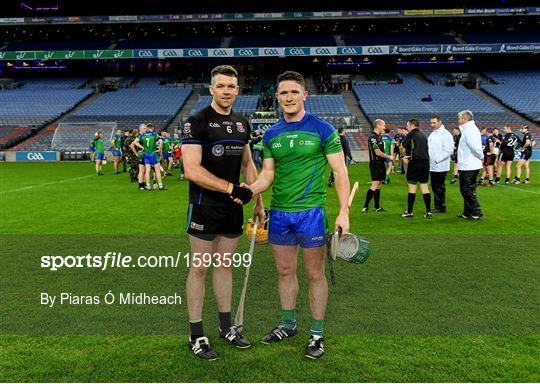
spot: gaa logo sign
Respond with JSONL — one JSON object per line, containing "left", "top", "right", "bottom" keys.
{"left": 212, "top": 49, "right": 229, "bottom": 56}
{"left": 161, "top": 49, "right": 181, "bottom": 57}
{"left": 288, "top": 48, "right": 308, "bottom": 56}
{"left": 263, "top": 48, "right": 280, "bottom": 55}
{"left": 340, "top": 47, "right": 360, "bottom": 55}
{"left": 187, "top": 49, "right": 204, "bottom": 57}
{"left": 237, "top": 49, "right": 256, "bottom": 56}
{"left": 27, "top": 152, "right": 45, "bottom": 160}
{"left": 315, "top": 48, "right": 332, "bottom": 55}
{"left": 0, "top": 52, "right": 6, "bottom": 59}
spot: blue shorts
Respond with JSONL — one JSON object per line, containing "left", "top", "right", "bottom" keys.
{"left": 89, "top": 147, "right": 95, "bottom": 153}
{"left": 163, "top": 152, "right": 172, "bottom": 160}
{"left": 113, "top": 149, "right": 122, "bottom": 157}
{"left": 144, "top": 152, "right": 159, "bottom": 165}
{"left": 96, "top": 152, "right": 104, "bottom": 161}
{"left": 268, "top": 207, "right": 328, "bottom": 248}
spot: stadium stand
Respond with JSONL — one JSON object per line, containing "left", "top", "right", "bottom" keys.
{"left": 304, "top": 95, "right": 351, "bottom": 116}
{"left": 481, "top": 71, "right": 540, "bottom": 123}
{"left": 230, "top": 34, "right": 337, "bottom": 47}
{"left": 353, "top": 74, "right": 523, "bottom": 129}
{"left": 115, "top": 37, "right": 221, "bottom": 49}
{"left": 343, "top": 32, "right": 458, "bottom": 45}
{"left": 64, "top": 85, "right": 192, "bottom": 130}
{"left": 4, "top": 39, "right": 110, "bottom": 51}
{"left": 462, "top": 30, "right": 540, "bottom": 44}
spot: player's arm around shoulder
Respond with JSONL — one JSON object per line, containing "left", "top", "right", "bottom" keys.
{"left": 326, "top": 152, "right": 350, "bottom": 234}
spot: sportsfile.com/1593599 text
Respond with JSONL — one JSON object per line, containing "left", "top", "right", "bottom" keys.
{"left": 40, "top": 252, "right": 252, "bottom": 271}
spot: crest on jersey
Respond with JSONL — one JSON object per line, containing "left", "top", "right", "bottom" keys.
{"left": 212, "top": 144, "right": 225, "bottom": 157}
{"left": 183, "top": 123, "right": 191, "bottom": 134}
{"left": 236, "top": 122, "right": 245, "bottom": 133}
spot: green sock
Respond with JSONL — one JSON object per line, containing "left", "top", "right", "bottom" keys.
{"left": 281, "top": 309, "right": 296, "bottom": 330}
{"left": 310, "top": 318, "right": 324, "bottom": 337}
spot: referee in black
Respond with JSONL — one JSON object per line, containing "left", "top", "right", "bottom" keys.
{"left": 182, "top": 65, "right": 265, "bottom": 360}
{"left": 363, "top": 119, "right": 392, "bottom": 213}
{"left": 401, "top": 119, "right": 432, "bottom": 218}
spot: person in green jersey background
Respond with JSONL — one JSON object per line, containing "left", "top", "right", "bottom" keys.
{"left": 132, "top": 123, "right": 166, "bottom": 191}
{"left": 111, "top": 128, "right": 123, "bottom": 175}
{"left": 130, "top": 124, "right": 148, "bottom": 190}
{"left": 248, "top": 71, "right": 350, "bottom": 360}
{"left": 160, "top": 131, "right": 174, "bottom": 175}
{"left": 92, "top": 131, "right": 105, "bottom": 176}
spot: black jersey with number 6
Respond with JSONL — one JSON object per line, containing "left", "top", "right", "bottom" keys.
{"left": 182, "top": 105, "right": 251, "bottom": 206}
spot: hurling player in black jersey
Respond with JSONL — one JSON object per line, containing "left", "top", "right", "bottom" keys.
{"left": 515, "top": 124, "right": 534, "bottom": 184}
{"left": 182, "top": 65, "right": 265, "bottom": 360}
{"left": 495, "top": 125, "right": 519, "bottom": 184}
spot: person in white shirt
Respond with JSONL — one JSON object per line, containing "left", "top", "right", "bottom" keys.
{"left": 428, "top": 116, "right": 454, "bottom": 213}
{"left": 457, "top": 110, "right": 484, "bottom": 220}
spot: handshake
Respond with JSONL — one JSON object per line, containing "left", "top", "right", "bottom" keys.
{"left": 226, "top": 182, "right": 253, "bottom": 205}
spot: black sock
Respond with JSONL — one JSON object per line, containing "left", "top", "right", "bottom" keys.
{"left": 505, "top": 178, "right": 509, "bottom": 183}
{"left": 495, "top": 177, "right": 500, "bottom": 182}
{"left": 515, "top": 177, "right": 520, "bottom": 181}
{"left": 525, "top": 178, "right": 529, "bottom": 181}
{"left": 407, "top": 193, "right": 416, "bottom": 213}
{"left": 190, "top": 320, "right": 204, "bottom": 341}
{"left": 374, "top": 189, "right": 381, "bottom": 209}
{"left": 423, "top": 193, "right": 431, "bottom": 212}
{"left": 364, "top": 189, "right": 374, "bottom": 209}
{"left": 219, "top": 311, "right": 231, "bottom": 332}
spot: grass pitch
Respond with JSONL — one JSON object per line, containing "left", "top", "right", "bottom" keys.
{"left": 1, "top": 161, "right": 539, "bottom": 382}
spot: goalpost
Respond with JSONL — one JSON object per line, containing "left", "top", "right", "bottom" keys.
{"left": 51, "top": 122, "right": 117, "bottom": 152}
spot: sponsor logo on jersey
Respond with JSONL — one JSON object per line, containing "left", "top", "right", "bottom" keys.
{"left": 209, "top": 122, "right": 220, "bottom": 128}
{"left": 272, "top": 142, "right": 282, "bottom": 148}
{"left": 236, "top": 122, "right": 245, "bottom": 132}
{"left": 334, "top": 137, "right": 341, "bottom": 144}
{"left": 212, "top": 144, "right": 225, "bottom": 157}
{"left": 286, "top": 134, "right": 298, "bottom": 139}
{"left": 223, "top": 121, "right": 233, "bottom": 125}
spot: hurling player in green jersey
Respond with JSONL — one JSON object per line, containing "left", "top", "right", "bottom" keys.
{"left": 248, "top": 71, "right": 350, "bottom": 360}
{"left": 92, "top": 131, "right": 105, "bottom": 175}
{"left": 111, "top": 128, "right": 123, "bottom": 174}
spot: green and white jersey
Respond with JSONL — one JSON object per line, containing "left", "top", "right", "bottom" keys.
{"left": 263, "top": 113, "right": 342, "bottom": 211}
{"left": 162, "top": 137, "right": 172, "bottom": 153}
{"left": 93, "top": 137, "right": 104, "bottom": 154}
{"left": 138, "top": 131, "right": 161, "bottom": 153}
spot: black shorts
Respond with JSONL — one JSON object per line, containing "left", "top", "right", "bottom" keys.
{"left": 484, "top": 154, "right": 496, "bottom": 166}
{"left": 369, "top": 161, "right": 386, "bottom": 181}
{"left": 520, "top": 150, "right": 532, "bottom": 161}
{"left": 500, "top": 150, "right": 514, "bottom": 162}
{"left": 186, "top": 203, "right": 243, "bottom": 241}
{"left": 407, "top": 159, "right": 430, "bottom": 184}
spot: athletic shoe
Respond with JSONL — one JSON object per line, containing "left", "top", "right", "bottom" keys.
{"left": 362, "top": 207, "right": 368, "bottom": 214}
{"left": 457, "top": 213, "right": 472, "bottom": 219}
{"left": 513, "top": 180, "right": 521, "bottom": 184}
{"left": 304, "top": 336, "right": 325, "bottom": 360}
{"left": 424, "top": 211, "right": 433, "bottom": 219}
{"left": 188, "top": 336, "right": 219, "bottom": 361}
{"left": 450, "top": 177, "right": 458, "bottom": 184}
{"left": 402, "top": 211, "right": 413, "bottom": 218}
{"left": 261, "top": 324, "right": 297, "bottom": 344}
{"left": 432, "top": 208, "right": 446, "bottom": 213}
{"left": 139, "top": 186, "right": 145, "bottom": 190}
{"left": 466, "top": 215, "right": 483, "bottom": 221}
{"left": 494, "top": 180, "right": 500, "bottom": 185}
{"left": 504, "top": 181, "right": 510, "bottom": 185}
{"left": 97, "top": 171, "right": 104, "bottom": 176}
{"left": 374, "top": 207, "right": 387, "bottom": 212}
{"left": 524, "top": 180, "right": 530, "bottom": 184}
{"left": 220, "top": 326, "right": 251, "bottom": 349}
{"left": 159, "top": 185, "right": 167, "bottom": 191}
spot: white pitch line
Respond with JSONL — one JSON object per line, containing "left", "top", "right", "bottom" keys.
{"left": 0, "top": 174, "right": 94, "bottom": 195}
{"left": 504, "top": 186, "right": 540, "bottom": 195}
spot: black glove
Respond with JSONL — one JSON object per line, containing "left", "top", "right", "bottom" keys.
{"left": 230, "top": 184, "right": 253, "bottom": 205}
